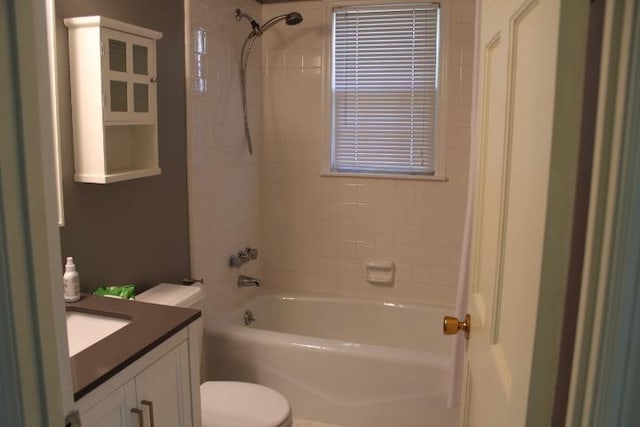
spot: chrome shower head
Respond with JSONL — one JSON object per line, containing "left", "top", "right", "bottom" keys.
{"left": 236, "top": 8, "right": 303, "bottom": 35}
{"left": 285, "top": 12, "right": 303, "bottom": 26}
{"left": 237, "top": 9, "right": 304, "bottom": 155}
{"left": 257, "top": 11, "right": 304, "bottom": 34}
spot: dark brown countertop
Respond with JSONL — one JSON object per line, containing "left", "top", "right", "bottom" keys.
{"left": 67, "top": 294, "right": 200, "bottom": 401}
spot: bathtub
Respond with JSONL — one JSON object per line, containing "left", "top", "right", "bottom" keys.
{"left": 204, "top": 294, "right": 459, "bottom": 427}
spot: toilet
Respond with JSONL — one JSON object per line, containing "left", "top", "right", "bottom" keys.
{"left": 137, "top": 283, "right": 292, "bottom": 427}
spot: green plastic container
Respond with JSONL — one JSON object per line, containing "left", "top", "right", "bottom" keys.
{"left": 93, "top": 285, "right": 136, "bottom": 300}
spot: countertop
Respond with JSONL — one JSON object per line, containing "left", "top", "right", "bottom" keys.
{"left": 67, "top": 294, "right": 200, "bottom": 401}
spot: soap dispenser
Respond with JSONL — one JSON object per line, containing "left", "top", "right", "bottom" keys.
{"left": 63, "top": 257, "right": 81, "bottom": 302}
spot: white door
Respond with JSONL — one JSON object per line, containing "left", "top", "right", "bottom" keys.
{"left": 135, "top": 342, "right": 193, "bottom": 427}
{"left": 463, "top": 0, "right": 561, "bottom": 425}
{"left": 80, "top": 382, "right": 137, "bottom": 427}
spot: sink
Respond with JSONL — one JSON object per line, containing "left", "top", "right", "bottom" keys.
{"left": 66, "top": 310, "right": 131, "bottom": 356}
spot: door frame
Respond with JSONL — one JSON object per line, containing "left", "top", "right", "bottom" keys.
{"left": 523, "top": 0, "right": 592, "bottom": 423}
{"left": 0, "top": 0, "right": 73, "bottom": 424}
{"left": 566, "top": 0, "right": 640, "bottom": 424}
{"left": 551, "top": 0, "right": 606, "bottom": 422}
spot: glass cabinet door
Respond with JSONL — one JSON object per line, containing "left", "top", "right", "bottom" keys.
{"left": 132, "top": 42, "right": 151, "bottom": 114}
{"left": 102, "top": 29, "right": 155, "bottom": 123}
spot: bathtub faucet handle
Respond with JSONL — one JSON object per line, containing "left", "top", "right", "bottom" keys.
{"left": 238, "top": 250, "right": 251, "bottom": 263}
{"left": 246, "top": 247, "right": 258, "bottom": 260}
{"left": 229, "top": 255, "right": 244, "bottom": 268}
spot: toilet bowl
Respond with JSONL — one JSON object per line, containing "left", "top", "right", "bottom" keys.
{"left": 137, "top": 283, "right": 292, "bottom": 427}
{"left": 201, "top": 382, "right": 292, "bottom": 427}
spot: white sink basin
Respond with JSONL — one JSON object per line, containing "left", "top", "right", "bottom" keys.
{"left": 66, "top": 311, "right": 131, "bottom": 356}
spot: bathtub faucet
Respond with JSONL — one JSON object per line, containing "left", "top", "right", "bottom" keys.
{"left": 237, "top": 275, "right": 261, "bottom": 287}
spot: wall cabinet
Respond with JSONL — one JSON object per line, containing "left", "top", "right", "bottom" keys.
{"left": 64, "top": 16, "right": 162, "bottom": 184}
{"left": 76, "top": 327, "right": 202, "bottom": 427}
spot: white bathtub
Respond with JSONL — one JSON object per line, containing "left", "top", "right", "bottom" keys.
{"left": 204, "top": 294, "right": 459, "bottom": 427}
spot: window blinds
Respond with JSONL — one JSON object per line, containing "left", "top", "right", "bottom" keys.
{"left": 332, "top": 3, "right": 440, "bottom": 175}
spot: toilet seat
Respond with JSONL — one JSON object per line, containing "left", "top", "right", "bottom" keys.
{"left": 200, "top": 381, "right": 292, "bottom": 427}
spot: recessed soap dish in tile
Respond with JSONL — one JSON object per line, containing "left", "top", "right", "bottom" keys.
{"left": 365, "top": 261, "right": 395, "bottom": 285}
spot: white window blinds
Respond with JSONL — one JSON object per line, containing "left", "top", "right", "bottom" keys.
{"left": 332, "top": 3, "right": 440, "bottom": 175}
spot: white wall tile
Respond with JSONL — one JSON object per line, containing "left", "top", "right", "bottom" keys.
{"left": 187, "top": 0, "right": 264, "bottom": 315}
{"left": 187, "top": 0, "right": 474, "bottom": 311}
{"left": 256, "top": 0, "right": 474, "bottom": 307}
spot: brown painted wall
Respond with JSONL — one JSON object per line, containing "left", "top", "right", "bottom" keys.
{"left": 56, "top": 0, "right": 190, "bottom": 292}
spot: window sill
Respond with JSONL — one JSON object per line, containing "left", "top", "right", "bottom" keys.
{"left": 321, "top": 171, "right": 448, "bottom": 182}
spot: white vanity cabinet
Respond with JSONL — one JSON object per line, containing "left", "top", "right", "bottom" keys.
{"left": 76, "top": 326, "right": 202, "bottom": 427}
{"left": 79, "top": 384, "right": 133, "bottom": 427}
{"left": 64, "top": 16, "right": 162, "bottom": 184}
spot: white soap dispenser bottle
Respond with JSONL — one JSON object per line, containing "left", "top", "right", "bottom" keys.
{"left": 63, "top": 257, "right": 81, "bottom": 302}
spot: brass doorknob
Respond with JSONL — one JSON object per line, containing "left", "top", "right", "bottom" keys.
{"left": 443, "top": 314, "right": 471, "bottom": 339}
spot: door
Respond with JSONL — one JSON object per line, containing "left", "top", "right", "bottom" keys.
{"left": 463, "top": 0, "right": 562, "bottom": 425}
{"left": 80, "top": 382, "right": 137, "bottom": 427}
{"left": 102, "top": 28, "right": 156, "bottom": 124}
{"left": 135, "top": 342, "right": 193, "bottom": 427}
{"left": 1, "top": 0, "right": 73, "bottom": 424}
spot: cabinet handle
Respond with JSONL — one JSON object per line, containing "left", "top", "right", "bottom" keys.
{"left": 141, "top": 400, "right": 155, "bottom": 427}
{"left": 131, "top": 408, "right": 144, "bottom": 427}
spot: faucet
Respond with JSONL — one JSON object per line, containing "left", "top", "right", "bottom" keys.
{"left": 237, "top": 275, "right": 261, "bottom": 287}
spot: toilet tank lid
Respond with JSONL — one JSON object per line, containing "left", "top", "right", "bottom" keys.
{"left": 136, "top": 283, "right": 204, "bottom": 308}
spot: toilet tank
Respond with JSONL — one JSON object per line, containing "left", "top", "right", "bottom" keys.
{"left": 137, "top": 283, "right": 204, "bottom": 311}
{"left": 137, "top": 283, "right": 205, "bottom": 377}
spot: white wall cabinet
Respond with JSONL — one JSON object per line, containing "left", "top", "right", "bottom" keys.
{"left": 76, "top": 326, "right": 202, "bottom": 427}
{"left": 64, "top": 16, "right": 162, "bottom": 184}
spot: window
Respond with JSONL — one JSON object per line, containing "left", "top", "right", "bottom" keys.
{"left": 330, "top": 2, "right": 442, "bottom": 176}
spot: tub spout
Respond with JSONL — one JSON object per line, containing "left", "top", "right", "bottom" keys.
{"left": 237, "top": 275, "right": 261, "bottom": 287}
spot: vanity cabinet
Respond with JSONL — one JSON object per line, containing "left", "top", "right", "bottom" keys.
{"left": 76, "top": 327, "right": 201, "bottom": 427}
{"left": 79, "top": 384, "right": 133, "bottom": 427}
{"left": 64, "top": 16, "right": 162, "bottom": 184}
{"left": 134, "top": 342, "right": 192, "bottom": 426}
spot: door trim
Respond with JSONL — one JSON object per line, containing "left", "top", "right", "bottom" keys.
{"left": 0, "top": 0, "right": 72, "bottom": 424}
{"left": 566, "top": 0, "right": 640, "bottom": 424}
{"left": 550, "top": 0, "right": 606, "bottom": 423}
{"left": 524, "top": 0, "right": 591, "bottom": 424}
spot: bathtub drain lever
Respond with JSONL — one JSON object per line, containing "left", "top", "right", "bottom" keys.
{"left": 244, "top": 310, "right": 256, "bottom": 326}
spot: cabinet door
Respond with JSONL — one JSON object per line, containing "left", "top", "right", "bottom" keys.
{"left": 81, "top": 381, "right": 137, "bottom": 427}
{"left": 102, "top": 28, "right": 156, "bottom": 124}
{"left": 135, "top": 342, "right": 193, "bottom": 427}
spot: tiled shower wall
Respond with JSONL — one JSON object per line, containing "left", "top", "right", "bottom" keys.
{"left": 186, "top": 0, "right": 263, "bottom": 317}
{"left": 260, "top": 1, "right": 475, "bottom": 307}
{"left": 186, "top": 0, "right": 474, "bottom": 312}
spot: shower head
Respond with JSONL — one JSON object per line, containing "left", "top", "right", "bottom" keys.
{"left": 236, "top": 9, "right": 304, "bottom": 36}
{"left": 260, "top": 12, "right": 303, "bottom": 33}
{"left": 237, "top": 9, "right": 303, "bottom": 155}
{"left": 285, "top": 12, "right": 303, "bottom": 26}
